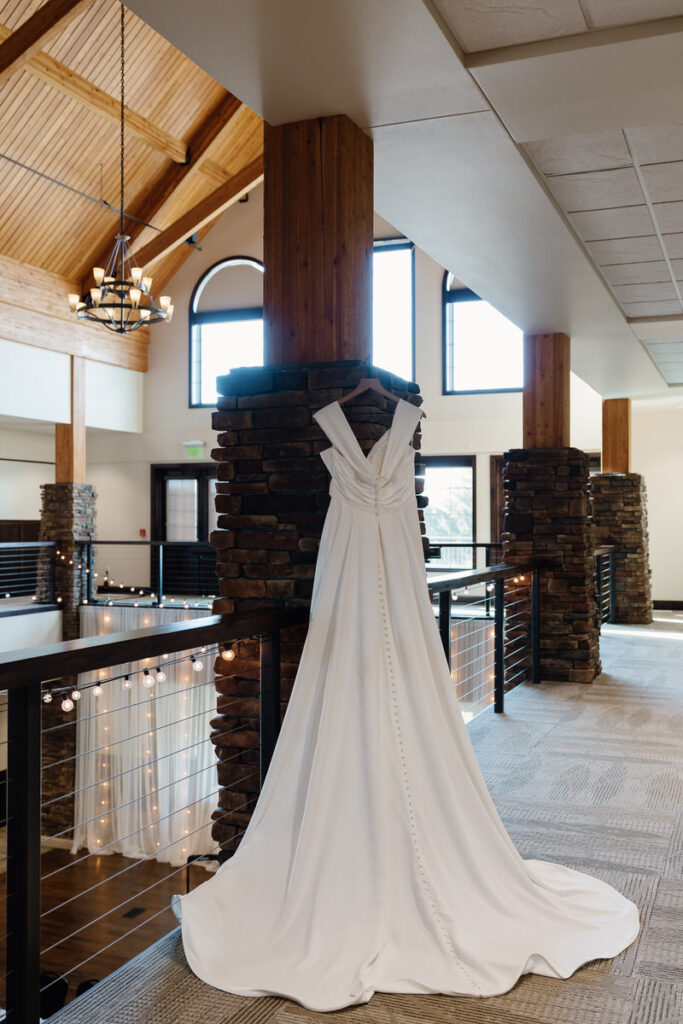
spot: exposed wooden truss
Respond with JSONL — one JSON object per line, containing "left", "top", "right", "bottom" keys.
{"left": 0, "top": 0, "right": 90, "bottom": 80}
{"left": 133, "top": 156, "right": 264, "bottom": 270}
{"left": 83, "top": 89, "right": 244, "bottom": 292}
{"left": 0, "top": 22, "right": 186, "bottom": 163}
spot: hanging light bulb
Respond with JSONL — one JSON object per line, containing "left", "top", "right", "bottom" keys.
{"left": 66, "top": 3, "right": 172, "bottom": 334}
{"left": 191, "top": 656, "right": 203, "bottom": 673}
{"left": 221, "top": 645, "right": 235, "bottom": 661}
{"left": 92, "top": 684, "right": 103, "bottom": 697}
{"left": 155, "top": 667, "right": 166, "bottom": 683}
{"left": 123, "top": 676, "right": 132, "bottom": 689}
{"left": 142, "top": 670, "right": 155, "bottom": 688}
{"left": 43, "top": 692, "right": 53, "bottom": 704}
{"left": 71, "top": 689, "right": 81, "bottom": 701}
{"left": 62, "top": 697, "right": 74, "bottom": 712}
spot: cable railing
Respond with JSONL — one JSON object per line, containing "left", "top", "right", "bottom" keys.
{"left": 0, "top": 605, "right": 308, "bottom": 1023}
{"left": 0, "top": 542, "right": 55, "bottom": 610}
{"left": 594, "top": 545, "right": 617, "bottom": 625}
{"left": 81, "top": 541, "right": 219, "bottom": 608}
{"left": 428, "top": 561, "right": 540, "bottom": 720}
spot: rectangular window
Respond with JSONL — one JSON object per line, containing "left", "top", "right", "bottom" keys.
{"left": 443, "top": 286, "right": 523, "bottom": 394}
{"left": 372, "top": 239, "right": 415, "bottom": 381}
{"left": 422, "top": 456, "right": 476, "bottom": 570}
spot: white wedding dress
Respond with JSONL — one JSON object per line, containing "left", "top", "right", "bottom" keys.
{"left": 174, "top": 397, "right": 640, "bottom": 1012}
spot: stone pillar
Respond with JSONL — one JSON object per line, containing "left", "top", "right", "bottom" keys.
{"left": 38, "top": 482, "right": 96, "bottom": 836}
{"left": 591, "top": 474, "right": 653, "bottom": 624}
{"left": 209, "top": 361, "right": 426, "bottom": 851}
{"left": 502, "top": 448, "right": 601, "bottom": 683}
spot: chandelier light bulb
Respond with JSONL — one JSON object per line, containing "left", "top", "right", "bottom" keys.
{"left": 131, "top": 267, "right": 143, "bottom": 285}
{"left": 129, "top": 286, "right": 141, "bottom": 308}
{"left": 92, "top": 267, "right": 105, "bottom": 286}
{"left": 62, "top": 697, "right": 74, "bottom": 712}
{"left": 142, "top": 275, "right": 153, "bottom": 293}
{"left": 89, "top": 287, "right": 102, "bottom": 307}
{"left": 159, "top": 295, "right": 171, "bottom": 311}
{"left": 68, "top": 293, "right": 80, "bottom": 312}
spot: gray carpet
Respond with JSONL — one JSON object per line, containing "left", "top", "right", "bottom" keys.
{"left": 53, "top": 621, "right": 683, "bottom": 1024}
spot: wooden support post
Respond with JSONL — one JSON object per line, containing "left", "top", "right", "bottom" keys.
{"left": 523, "top": 333, "right": 570, "bottom": 448}
{"left": 264, "top": 114, "right": 373, "bottom": 364}
{"left": 602, "top": 398, "right": 631, "bottom": 473}
{"left": 55, "top": 355, "right": 85, "bottom": 483}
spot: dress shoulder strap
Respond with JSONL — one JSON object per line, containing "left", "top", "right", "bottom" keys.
{"left": 312, "top": 402, "right": 370, "bottom": 474}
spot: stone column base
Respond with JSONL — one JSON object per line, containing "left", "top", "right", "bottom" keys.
{"left": 591, "top": 473, "right": 653, "bottom": 624}
{"left": 502, "top": 448, "right": 601, "bottom": 683}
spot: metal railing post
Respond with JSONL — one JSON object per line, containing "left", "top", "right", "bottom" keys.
{"left": 609, "top": 551, "right": 617, "bottom": 623}
{"left": 595, "top": 553, "right": 603, "bottom": 623}
{"left": 494, "top": 577, "right": 504, "bottom": 713}
{"left": 259, "top": 629, "right": 281, "bottom": 786}
{"left": 6, "top": 681, "right": 42, "bottom": 1024}
{"left": 531, "top": 568, "right": 541, "bottom": 684}
{"left": 157, "top": 544, "right": 164, "bottom": 607}
{"left": 438, "top": 589, "right": 452, "bottom": 670}
{"left": 49, "top": 542, "right": 56, "bottom": 605}
{"left": 86, "top": 542, "right": 94, "bottom": 603}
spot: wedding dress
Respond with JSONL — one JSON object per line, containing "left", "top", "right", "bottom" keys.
{"left": 174, "top": 396, "right": 640, "bottom": 1012}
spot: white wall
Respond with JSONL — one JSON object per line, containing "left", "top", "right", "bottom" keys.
{"left": 0, "top": 426, "right": 54, "bottom": 520}
{"left": 632, "top": 401, "right": 683, "bottom": 604}
{"left": 81, "top": 185, "right": 678, "bottom": 603}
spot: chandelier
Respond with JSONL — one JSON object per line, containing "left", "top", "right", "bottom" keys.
{"left": 68, "top": 3, "right": 173, "bottom": 333}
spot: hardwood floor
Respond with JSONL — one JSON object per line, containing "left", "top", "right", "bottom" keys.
{"left": 0, "top": 845, "right": 213, "bottom": 1007}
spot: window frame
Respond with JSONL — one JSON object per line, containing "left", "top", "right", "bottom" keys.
{"left": 421, "top": 454, "right": 477, "bottom": 546}
{"left": 442, "top": 273, "right": 523, "bottom": 397}
{"left": 373, "top": 237, "right": 416, "bottom": 382}
{"left": 188, "top": 256, "right": 265, "bottom": 409}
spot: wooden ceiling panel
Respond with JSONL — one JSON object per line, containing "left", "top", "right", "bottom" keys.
{"left": 0, "top": 0, "right": 264, "bottom": 295}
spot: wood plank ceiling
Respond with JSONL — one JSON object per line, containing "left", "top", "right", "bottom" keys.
{"left": 0, "top": 0, "right": 264, "bottom": 296}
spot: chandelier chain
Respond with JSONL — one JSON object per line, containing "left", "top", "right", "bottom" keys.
{"left": 120, "top": 1, "right": 125, "bottom": 237}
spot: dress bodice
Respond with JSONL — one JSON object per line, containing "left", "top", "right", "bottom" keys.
{"left": 313, "top": 398, "right": 423, "bottom": 514}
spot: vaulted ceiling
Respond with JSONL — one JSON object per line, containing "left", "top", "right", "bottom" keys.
{"left": 0, "top": 0, "right": 263, "bottom": 296}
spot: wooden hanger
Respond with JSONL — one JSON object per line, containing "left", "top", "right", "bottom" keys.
{"left": 337, "top": 377, "right": 426, "bottom": 418}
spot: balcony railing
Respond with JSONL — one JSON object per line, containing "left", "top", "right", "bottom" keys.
{"left": 594, "top": 546, "right": 617, "bottom": 625}
{"left": 426, "top": 541, "right": 503, "bottom": 572}
{"left": 82, "top": 541, "right": 218, "bottom": 608}
{"left": 0, "top": 542, "right": 55, "bottom": 611}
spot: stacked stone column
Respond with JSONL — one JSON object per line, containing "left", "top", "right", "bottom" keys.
{"left": 502, "top": 448, "right": 601, "bottom": 683}
{"left": 209, "top": 361, "right": 426, "bottom": 851}
{"left": 38, "top": 482, "right": 96, "bottom": 835}
{"left": 591, "top": 473, "right": 653, "bottom": 624}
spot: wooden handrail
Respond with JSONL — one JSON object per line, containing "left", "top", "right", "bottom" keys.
{"left": 0, "top": 606, "right": 309, "bottom": 689}
{"left": 426, "top": 560, "right": 538, "bottom": 594}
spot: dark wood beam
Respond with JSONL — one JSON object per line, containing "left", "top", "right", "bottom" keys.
{"left": 0, "top": 0, "right": 91, "bottom": 81}
{"left": 602, "top": 398, "right": 631, "bottom": 473}
{"left": 132, "top": 157, "right": 264, "bottom": 269}
{"left": 523, "top": 332, "right": 571, "bottom": 448}
{"left": 82, "top": 90, "right": 243, "bottom": 291}
{"left": 264, "top": 115, "right": 374, "bottom": 363}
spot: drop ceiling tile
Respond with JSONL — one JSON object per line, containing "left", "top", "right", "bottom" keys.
{"left": 613, "top": 282, "right": 678, "bottom": 302}
{"left": 621, "top": 299, "right": 683, "bottom": 317}
{"left": 661, "top": 232, "right": 683, "bottom": 258}
{"left": 602, "top": 261, "right": 670, "bottom": 286}
{"left": 584, "top": 1, "right": 683, "bottom": 29}
{"left": 646, "top": 340, "right": 683, "bottom": 354}
{"left": 640, "top": 162, "right": 683, "bottom": 203}
{"left": 525, "top": 131, "right": 631, "bottom": 175}
{"left": 628, "top": 124, "right": 683, "bottom": 165}
{"left": 549, "top": 167, "right": 643, "bottom": 212}
{"left": 587, "top": 236, "right": 664, "bottom": 264}
{"left": 652, "top": 201, "right": 683, "bottom": 233}
{"left": 433, "top": 0, "right": 586, "bottom": 53}
{"left": 570, "top": 206, "right": 654, "bottom": 240}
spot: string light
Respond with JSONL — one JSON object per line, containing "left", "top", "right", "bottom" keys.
{"left": 43, "top": 692, "right": 53, "bottom": 704}
{"left": 191, "top": 656, "right": 203, "bottom": 672}
{"left": 71, "top": 689, "right": 81, "bottom": 701}
{"left": 142, "top": 670, "right": 154, "bottom": 688}
{"left": 123, "top": 676, "right": 132, "bottom": 689}
{"left": 221, "top": 645, "right": 235, "bottom": 661}
{"left": 155, "top": 667, "right": 166, "bottom": 683}
{"left": 61, "top": 697, "right": 74, "bottom": 712}
{"left": 92, "top": 684, "right": 103, "bottom": 697}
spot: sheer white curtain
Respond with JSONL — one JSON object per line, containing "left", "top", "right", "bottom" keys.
{"left": 72, "top": 606, "right": 218, "bottom": 866}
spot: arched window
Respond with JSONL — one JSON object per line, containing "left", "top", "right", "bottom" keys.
{"left": 189, "top": 257, "right": 265, "bottom": 407}
{"left": 442, "top": 272, "right": 522, "bottom": 394}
